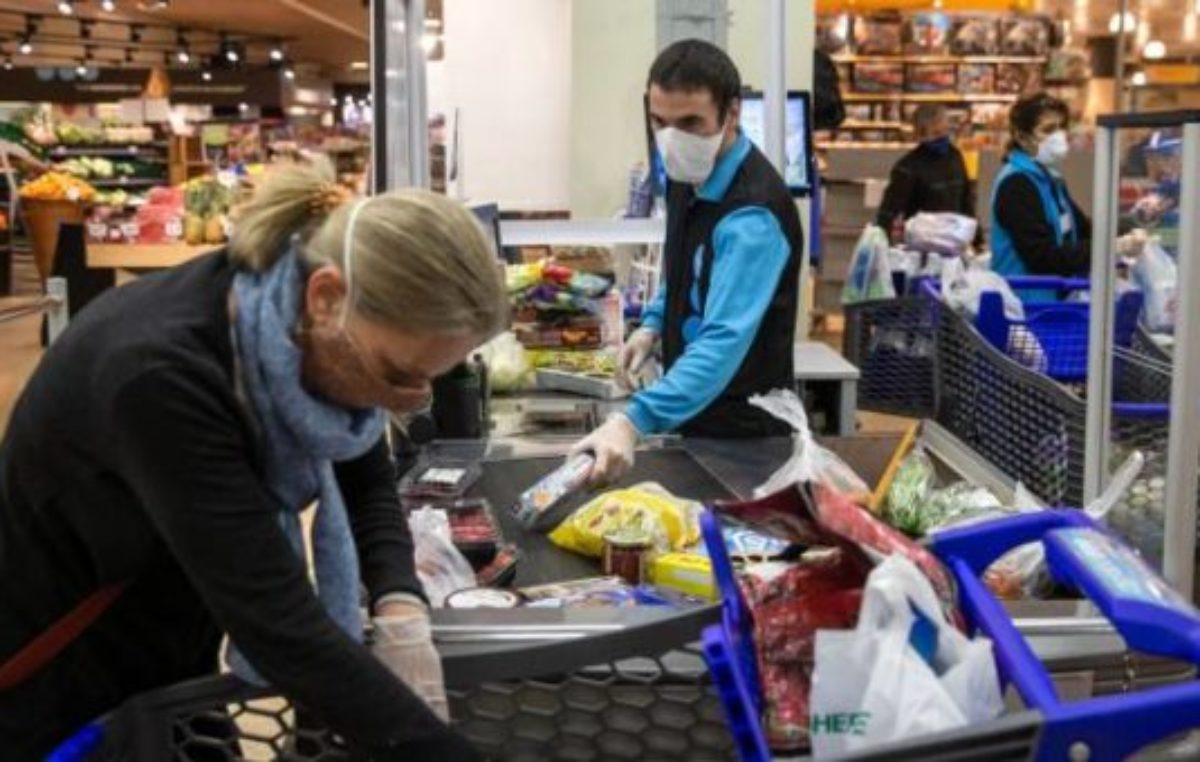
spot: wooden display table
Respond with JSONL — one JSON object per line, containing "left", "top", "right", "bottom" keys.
{"left": 87, "top": 242, "right": 214, "bottom": 270}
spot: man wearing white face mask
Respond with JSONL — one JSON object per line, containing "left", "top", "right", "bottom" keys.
{"left": 990, "top": 93, "right": 1092, "bottom": 286}
{"left": 572, "top": 39, "right": 803, "bottom": 484}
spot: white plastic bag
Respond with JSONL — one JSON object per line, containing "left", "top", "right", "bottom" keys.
{"left": 407, "top": 507, "right": 476, "bottom": 607}
{"left": 1133, "top": 238, "right": 1177, "bottom": 333}
{"left": 748, "top": 389, "right": 872, "bottom": 504}
{"left": 810, "top": 555, "right": 1004, "bottom": 758}
{"left": 905, "top": 213, "right": 978, "bottom": 256}
{"left": 475, "top": 331, "right": 530, "bottom": 392}
{"left": 941, "top": 256, "right": 1024, "bottom": 321}
{"left": 842, "top": 225, "right": 896, "bottom": 304}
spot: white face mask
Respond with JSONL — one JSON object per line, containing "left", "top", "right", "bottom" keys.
{"left": 655, "top": 125, "right": 725, "bottom": 185}
{"left": 1036, "top": 130, "right": 1069, "bottom": 166}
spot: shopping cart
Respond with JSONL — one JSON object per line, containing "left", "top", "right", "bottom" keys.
{"left": 47, "top": 606, "right": 738, "bottom": 761}
{"left": 700, "top": 506, "right": 1200, "bottom": 761}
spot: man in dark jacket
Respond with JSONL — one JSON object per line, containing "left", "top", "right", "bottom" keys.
{"left": 875, "top": 104, "right": 976, "bottom": 242}
{"left": 573, "top": 39, "right": 804, "bottom": 483}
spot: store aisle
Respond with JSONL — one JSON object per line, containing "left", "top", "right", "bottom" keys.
{"left": 0, "top": 306, "right": 40, "bottom": 435}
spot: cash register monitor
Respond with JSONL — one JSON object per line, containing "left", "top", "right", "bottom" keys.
{"left": 737, "top": 90, "right": 815, "bottom": 197}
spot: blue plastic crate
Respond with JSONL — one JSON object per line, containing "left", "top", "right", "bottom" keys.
{"left": 700, "top": 505, "right": 1200, "bottom": 762}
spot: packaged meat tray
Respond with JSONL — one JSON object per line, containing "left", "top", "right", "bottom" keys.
{"left": 905, "top": 63, "right": 957, "bottom": 94}
{"left": 853, "top": 62, "right": 904, "bottom": 94}
{"left": 852, "top": 14, "right": 903, "bottom": 55}
{"left": 958, "top": 63, "right": 996, "bottom": 94}
{"left": 1001, "top": 17, "right": 1051, "bottom": 57}
{"left": 904, "top": 12, "right": 951, "bottom": 55}
{"left": 950, "top": 16, "right": 999, "bottom": 55}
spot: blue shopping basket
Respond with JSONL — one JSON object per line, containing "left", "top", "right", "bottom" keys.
{"left": 700, "top": 506, "right": 1200, "bottom": 761}
{"left": 920, "top": 276, "right": 1144, "bottom": 384}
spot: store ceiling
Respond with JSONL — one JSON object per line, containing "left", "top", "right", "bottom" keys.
{"left": 0, "top": 0, "right": 369, "bottom": 77}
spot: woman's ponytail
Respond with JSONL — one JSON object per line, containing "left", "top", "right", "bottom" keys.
{"left": 228, "top": 155, "right": 346, "bottom": 271}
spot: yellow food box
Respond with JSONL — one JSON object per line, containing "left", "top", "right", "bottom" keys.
{"left": 648, "top": 552, "right": 716, "bottom": 601}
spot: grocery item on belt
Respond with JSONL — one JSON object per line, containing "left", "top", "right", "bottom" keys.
{"left": 398, "top": 459, "right": 481, "bottom": 500}
{"left": 513, "top": 454, "right": 595, "bottom": 531}
{"left": 547, "top": 482, "right": 701, "bottom": 557}
{"left": 474, "top": 544, "right": 520, "bottom": 588}
{"left": 443, "top": 498, "right": 503, "bottom": 568}
{"left": 601, "top": 528, "right": 653, "bottom": 585}
{"left": 648, "top": 552, "right": 716, "bottom": 600}
{"left": 519, "top": 576, "right": 639, "bottom": 608}
{"left": 444, "top": 587, "right": 522, "bottom": 609}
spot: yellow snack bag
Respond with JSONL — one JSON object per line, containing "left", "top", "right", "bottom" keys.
{"left": 548, "top": 483, "right": 700, "bottom": 558}
{"left": 648, "top": 553, "right": 716, "bottom": 600}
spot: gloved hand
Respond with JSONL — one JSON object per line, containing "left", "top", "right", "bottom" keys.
{"left": 372, "top": 613, "right": 449, "bottom": 722}
{"left": 1117, "top": 229, "right": 1150, "bottom": 258}
{"left": 616, "top": 328, "right": 658, "bottom": 391}
{"left": 570, "top": 412, "right": 639, "bottom": 485}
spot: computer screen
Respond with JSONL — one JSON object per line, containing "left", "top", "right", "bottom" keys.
{"left": 738, "top": 90, "right": 815, "bottom": 196}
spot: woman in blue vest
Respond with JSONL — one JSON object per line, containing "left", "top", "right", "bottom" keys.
{"left": 990, "top": 93, "right": 1092, "bottom": 277}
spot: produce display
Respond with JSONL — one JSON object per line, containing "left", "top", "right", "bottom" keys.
{"left": 19, "top": 171, "right": 96, "bottom": 202}
{"left": 507, "top": 258, "right": 617, "bottom": 352}
{"left": 183, "top": 177, "right": 235, "bottom": 246}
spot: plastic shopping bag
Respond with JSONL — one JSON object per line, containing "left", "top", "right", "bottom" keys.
{"left": 749, "top": 389, "right": 872, "bottom": 505}
{"left": 809, "top": 555, "right": 1004, "bottom": 758}
{"left": 1133, "top": 238, "right": 1177, "bottom": 333}
{"left": 940, "top": 256, "right": 1024, "bottom": 321}
{"left": 842, "top": 225, "right": 896, "bottom": 304}
{"left": 408, "top": 506, "right": 477, "bottom": 606}
{"left": 904, "top": 213, "right": 978, "bottom": 256}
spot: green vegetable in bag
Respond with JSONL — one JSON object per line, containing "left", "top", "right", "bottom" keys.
{"left": 884, "top": 446, "right": 936, "bottom": 536}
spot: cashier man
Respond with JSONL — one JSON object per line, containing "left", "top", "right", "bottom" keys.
{"left": 573, "top": 39, "right": 804, "bottom": 483}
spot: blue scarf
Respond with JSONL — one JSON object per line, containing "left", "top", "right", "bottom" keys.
{"left": 227, "top": 246, "right": 385, "bottom": 684}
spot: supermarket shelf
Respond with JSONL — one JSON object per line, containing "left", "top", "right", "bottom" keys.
{"left": 841, "top": 92, "right": 1020, "bottom": 103}
{"left": 89, "top": 177, "right": 164, "bottom": 188}
{"left": 833, "top": 54, "right": 1047, "bottom": 65}
{"left": 840, "top": 121, "right": 910, "bottom": 130}
{"left": 48, "top": 144, "right": 167, "bottom": 159}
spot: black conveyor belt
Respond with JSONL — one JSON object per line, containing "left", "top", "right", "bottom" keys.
{"left": 467, "top": 447, "right": 738, "bottom": 586}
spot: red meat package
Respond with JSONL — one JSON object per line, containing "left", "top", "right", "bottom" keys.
{"left": 715, "top": 483, "right": 958, "bottom": 751}
{"left": 739, "top": 551, "right": 866, "bottom": 749}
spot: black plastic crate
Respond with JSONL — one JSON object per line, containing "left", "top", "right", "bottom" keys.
{"left": 842, "top": 294, "right": 939, "bottom": 419}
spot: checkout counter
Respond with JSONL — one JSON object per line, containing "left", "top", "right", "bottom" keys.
{"left": 78, "top": 422, "right": 1192, "bottom": 760}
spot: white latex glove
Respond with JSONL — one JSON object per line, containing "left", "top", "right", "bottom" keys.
{"left": 372, "top": 613, "right": 450, "bottom": 722}
{"left": 616, "top": 328, "right": 658, "bottom": 391}
{"left": 570, "top": 412, "right": 639, "bottom": 485}
{"left": 1117, "top": 229, "right": 1149, "bottom": 258}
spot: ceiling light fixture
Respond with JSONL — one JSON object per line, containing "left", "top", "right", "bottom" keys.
{"left": 75, "top": 61, "right": 88, "bottom": 76}
{"left": 101, "top": 0, "right": 116, "bottom": 11}
{"left": 1144, "top": 40, "right": 1167, "bottom": 59}
{"left": 176, "top": 31, "right": 190, "bottom": 64}
{"left": 18, "top": 36, "right": 33, "bottom": 56}
{"left": 269, "top": 43, "right": 284, "bottom": 62}
{"left": 1131, "top": 71, "right": 1148, "bottom": 86}
{"left": 1109, "top": 11, "right": 1137, "bottom": 34}
{"left": 349, "top": 60, "right": 368, "bottom": 70}
{"left": 202, "top": 70, "right": 212, "bottom": 81}
{"left": 283, "top": 64, "right": 295, "bottom": 80}
{"left": 3, "top": 57, "right": 13, "bottom": 71}
{"left": 58, "top": 0, "right": 75, "bottom": 17}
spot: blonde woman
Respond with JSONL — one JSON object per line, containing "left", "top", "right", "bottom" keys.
{"left": 0, "top": 160, "right": 505, "bottom": 759}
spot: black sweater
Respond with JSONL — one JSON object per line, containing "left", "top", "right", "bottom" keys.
{"left": 875, "top": 143, "right": 976, "bottom": 231}
{"left": 0, "top": 252, "right": 476, "bottom": 760}
{"left": 992, "top": 172, "right": 1093, "bottom": 277}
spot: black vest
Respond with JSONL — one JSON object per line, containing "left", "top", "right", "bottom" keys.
{"left": 661, "top": 144, "right": 804, "bottom": 438}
